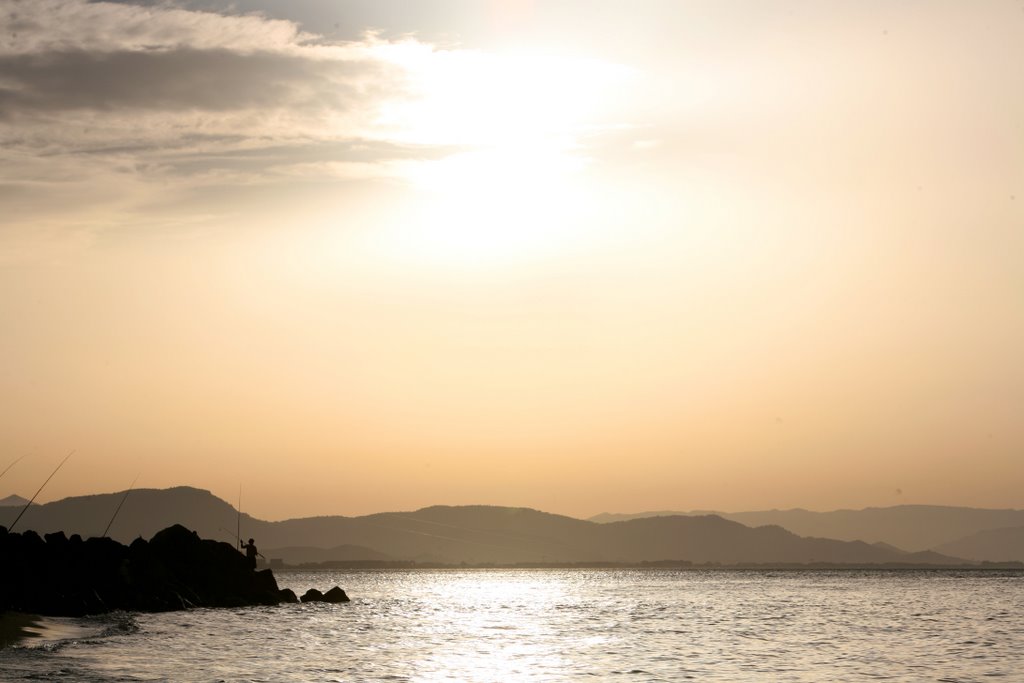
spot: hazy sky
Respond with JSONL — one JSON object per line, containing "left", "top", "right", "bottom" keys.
{"left": 1, "top": 0, "right": 1021, "bottom": 520}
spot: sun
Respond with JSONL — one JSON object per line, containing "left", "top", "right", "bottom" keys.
{"left": 355, "top": 40, "right": 631, "bottom": 269}
{"left": 371, "top": 144, "right": 590, "bottom": 268}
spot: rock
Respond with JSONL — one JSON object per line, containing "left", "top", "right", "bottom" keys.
{"left": 299, "top": 586, "right": 349, "bottom": 603}
{"left": 20, "top": 530, "right": 44, "bottom": 550}
{"left": 278, "top": 588, "right": 299, "bottom": 603}
{"left": 322, "top": 586, "right": 350, "bottom": 603}
{"left": 0, "top": 524, "right": 292, "bottom": 616}
{"left": 45, "top": 531, "right": 68, "bottom": 547}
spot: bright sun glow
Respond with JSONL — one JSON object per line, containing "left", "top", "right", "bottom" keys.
{"left": 373, "top": 145, "right": 592, "bottom": 268}
{"left": 357, "top": 41, "right": 632, "bottom": 268}
{"left": 370, "top": 41, "right": 631, "bottom": 146}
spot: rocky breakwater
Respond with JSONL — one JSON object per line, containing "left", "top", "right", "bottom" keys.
{"left": 0, "top": 524, "right": 319, "bottom": 616}
{"left": 299, "top": 587, "right": 350, "bottom": 603}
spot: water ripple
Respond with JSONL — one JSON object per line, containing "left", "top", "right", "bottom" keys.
{"left": 1, "top": 569, "right": 1022, "bottom": 681}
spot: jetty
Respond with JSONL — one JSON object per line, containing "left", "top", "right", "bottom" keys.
{"left": 0, "top": 524, "right": 347, "bottom": 617}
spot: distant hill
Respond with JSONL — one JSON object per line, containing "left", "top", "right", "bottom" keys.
{"left": 0, "top": 494, "right": 29, "bottom": 507}
{"left": 589, "top": 510, "right": 712, "bottom": 524}
{"left": 263, "top": 544, "right": 393, "bottom": 565}
{"left": 2, "top": 487, "right": 974, "bottom": 566}
{"left": 590, "top": 506, "right": 1024, "bottom": 554}
{"left": 934, "top": 526, "right": 1024, "bottom": 562}
{"left": 2, "top": 486, "right": 248, "bottom": 544}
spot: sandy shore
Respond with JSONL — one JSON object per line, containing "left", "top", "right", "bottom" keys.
{"left": 0, "top": 612, "right": 43, "bottom": 648}
{"left": 0, "top": 612, "right": 103, "bottom": 648}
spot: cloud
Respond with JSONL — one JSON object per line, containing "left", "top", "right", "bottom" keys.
{"left": 0, "top": 48, "right": 384, "bottom": 115}
{"left": 0, "top": 0, "right": 315, "bottom": 56}
{"left": 145, "top": 138, "right": 456, "bottom": 176}
{"left": 0, "top": 0, "right": 634, "bottom": 263}
{"left": 0, "top": 0, "right": 435, "bottom": 248}
{"left": 0, "top": 1, "right": 406, "bottom": 135}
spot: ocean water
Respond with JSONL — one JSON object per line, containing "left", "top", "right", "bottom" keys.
{"left": 2, "top": 569, "right": 1022, "bottom": 682}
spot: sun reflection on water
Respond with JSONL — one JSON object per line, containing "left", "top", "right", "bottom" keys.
{"left": 22, "top": 569, "right": 1024, "bottom": 682}
{"left": 396, "top": 571, "right": 583, "bottom": 681}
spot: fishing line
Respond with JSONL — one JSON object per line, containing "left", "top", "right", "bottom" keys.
{"left": 101, "top": 474, "right": 140, "bottom": 538}
{"left": 9, "top": 450, "right": 74, "bottom": 532}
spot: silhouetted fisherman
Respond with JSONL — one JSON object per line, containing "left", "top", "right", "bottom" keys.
{"left": 240, "top": 538, "right": 264, "bottom": 570}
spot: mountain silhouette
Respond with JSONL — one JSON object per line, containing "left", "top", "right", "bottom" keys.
{"left": 262, "top": 544, "right": 393, "bottom": 565}
{"left": 0, "top": 494, "right": 29, "bottom": 507}
{"left": 3, "top": 486, "right": 245, "bottom": 542}
{"left": 933, "top": 526, "right": 1024, "bottom": 562}
{"left": 2, "top": 487, "right": 976, "bottom": 566}
{"left": 591, "top": 505, "right": 1024, "bottom": 555}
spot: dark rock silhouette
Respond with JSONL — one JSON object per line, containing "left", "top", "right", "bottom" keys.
{"left": 0, "top": 523, "right": 318, "bottom": 616}
{"left": 322, "top": 587, "right": 350, "bottom": 603}
{"left": 299, "top": 586, "right": 349, "bottom": 603}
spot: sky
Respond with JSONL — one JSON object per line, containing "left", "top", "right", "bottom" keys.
{"left": 1, "top": 0, "right": 1022, "bottom": 521}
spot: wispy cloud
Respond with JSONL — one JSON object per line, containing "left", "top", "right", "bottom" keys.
{"left": 0, "top": 48, "right": 383, "bottom": 114}
{"left": 0, "top": 1, "right": 409, "bottom": 152}
{"left": 0, "top": 0, "right": 438, "bottom": 252}
{"left": 1, "top": 0, "right": 316, "bottom": 56}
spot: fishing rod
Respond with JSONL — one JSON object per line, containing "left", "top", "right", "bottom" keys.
{"left": 101, "top": 474, "right": 139, "bottom": 539}
{"left": 0, "top": 454, "right": 26, "bottom": 482}
{"left": 9, "top": 450, "right": 74, "bottom": 532}
{"left": 220, "top": 527, "right": 241, "bottom": 544}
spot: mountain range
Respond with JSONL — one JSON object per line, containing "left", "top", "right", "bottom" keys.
{"left": 4, "top": 486, "right": 1019, "bottom": 566}
{"left": 591, "top": 506, "right": 1024, "bottom": 557}
{"left": 933, "top": 526, "right": 1024, "bottom": 562}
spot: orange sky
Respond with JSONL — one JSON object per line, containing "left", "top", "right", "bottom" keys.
{"left": 1, "top": 1, "right": 1021, "bottom": 520}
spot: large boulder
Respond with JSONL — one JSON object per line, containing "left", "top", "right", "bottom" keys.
{"left": 323, "top": 587, "right": 350, "bottom": 603}
{"left": 299, "top": 586, "right": 350, "bottom": 603}
{"left": 145, "top": 524, "right": 282, "bottom": 608}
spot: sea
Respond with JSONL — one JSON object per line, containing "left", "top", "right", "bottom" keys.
{"left": 1, "top": 569, "right": 1022, "bottom": 682}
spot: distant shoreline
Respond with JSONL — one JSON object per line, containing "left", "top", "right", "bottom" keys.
{"left": 276, "top": 560, "right": 1024, "bottom": 572}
